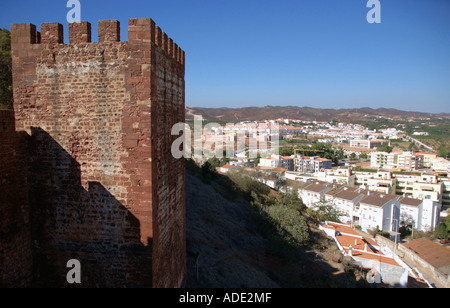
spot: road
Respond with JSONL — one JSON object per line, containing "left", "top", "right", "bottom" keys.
{"left": 404, "top": 135, "right": 435, "bottom": 152}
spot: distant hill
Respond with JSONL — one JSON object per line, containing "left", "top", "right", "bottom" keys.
{"left": 186, "top": 106, "right": 450, "bottom": 122}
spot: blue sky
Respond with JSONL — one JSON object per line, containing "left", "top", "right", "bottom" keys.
{"left": 1, "top": 0, "right": 449, "bottom": 113}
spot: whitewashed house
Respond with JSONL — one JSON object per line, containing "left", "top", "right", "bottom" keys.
{"left": 326, "top": 186, "right": 366, "bottom": 225}
{"left": 299, "top": 181, "right": 332, "bottom": 208}
{"left": 359, "top": 192, "right": 400, "bottom": 233}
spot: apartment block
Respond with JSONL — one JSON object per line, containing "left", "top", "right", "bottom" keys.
{"left": 358, "top": 191, "right": 400, "bottom": 232}
{"left": 355, "top": 171, "right": 396, "bottom": 195}
{"left": 316, "top": 168, "right": 356, "bottom": 186}
{"left": 394, "top": 174, "right": 443, "bottom": 202}
{"left": 398, "top": 196, "right": 441, "bottom": 232}
{"left": 281, "top": 156, "right": 295, "bottom": 171}
{"left": 440, "top": 178, "right": 450, "bottom": 210}
{"left": 370, "top": 152, "right": 398, "bottom": 170}
{"left": 324, "top": 186, "right": 365, "bottom": 225}
{"left": 259, "top": 154, "right": 294, "bottom": 171}
{"left": 370, "top": 151, "right": 425, "bottom": 171}
{"left": 294, "top": 155, "right": 332, "bottom": 173}
{"left": 298, "top": 180, "right": 332, "bottom": 208}
{"left": 350, "top": 139, "right": 389, "bottom": 149}
{"left": 397, "top": 152, "right": 424, "bottom": 171}
{"left": 416, "top": 152, "right": 439, "bottom": 168}
{"left": 289, "top": 172, "right": 441, "bottom": 232}
{"left": 259, "top": 155, "right": 282, "bottom": 169}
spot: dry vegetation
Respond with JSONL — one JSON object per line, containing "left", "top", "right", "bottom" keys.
{"left": 184, "top": 161, "right": 373, "bottom": 288}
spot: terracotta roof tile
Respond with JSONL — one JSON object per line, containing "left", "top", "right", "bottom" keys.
{"left": 398, "top": 196, "right": 422, "bottom": 207}
{"left": 402, "top": 238, "right": 450, "bottom": 275}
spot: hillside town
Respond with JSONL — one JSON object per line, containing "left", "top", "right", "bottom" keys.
{"left": 198, "top": 118, "right": 450, "bottom": 227}
{"left": 206, "top": 118, "right": 450, "bottom": 288}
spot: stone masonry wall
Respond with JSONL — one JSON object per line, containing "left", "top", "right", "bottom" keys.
{"left": 8, "top": 19, "right": 186, "bottom": 287}
{"left": 150, "top": 24, "right": 186, "bottom": 288}
{"left": 0, "top": 110, "right": 33, "bottom": 287}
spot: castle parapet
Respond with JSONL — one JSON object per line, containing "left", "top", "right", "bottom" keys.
{"left": 11, "top": 18, "right": 185, "bottom": 65}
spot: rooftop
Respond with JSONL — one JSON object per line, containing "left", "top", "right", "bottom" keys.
{"left": 321, "top": 222, "right": 401, "bottom": 268}
{"left": 315, "top": 157, "right": 332, "bottom": 162}
{"left": 220, "top": 164, "right": 234, "bottom": 169}
{"left": 398, "top": 196, "right": 423, "bottom": 207}
{"left": 415, "top": 152, "right": 438, "bottom": 156}
{"left": 335, "top": 189, "right": 365, "bottom": 201}
{"left": 402, "top": 238, "right": 450, "bottom": 276}
{"left": 303, "top": 181, "right": 332, "bottom": 193}
{"left": 342, "top": 248, "right": 401, "bottom": 267}
{"left": 360, "top": 193, "right": 398, "bottom": 208}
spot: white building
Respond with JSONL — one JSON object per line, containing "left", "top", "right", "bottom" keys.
{"left": 350, "top": 139, "right": 389, "bottom": 149}
{"left": 355, "top": 171, "right": 396, "bottom": 194}
{"left": 397, "top": 152, "right": 424, "bottom": 171}
{"left": 370, "top": 152, "right": 398, "bottom": 170}
{"left": 420, "top": 199, "right": 442, "bottom": 232}
{"left": 281, "top": 156, "right": 294, "bottom": 171}
{"left": 294, "top": 155, "right": 332, "bottom": 173}
{"left": 259, "top": 155, "right": 282, "bottom": 169}
{"left": 397, "top": 196, "right": 440, "bottom": 231}
{"left": 285, "top": 171, "right": 317, "bottom": 183}
{"left": 319, "top": 222, "right": 409, "bottom": 287}
{"left": 398, "top": 196, "right": 422, "bottom": 230}
{"left": 298, "top": 181, "right": 332, "bottom": 208}
{"left": 259, "top": 155, "right": 295, "bottom": 171}
{"left": 316, "top": 168, "right": 356, "bottom": 186}
{"left": 358, "top": 192, "right": 400, "bottom": 233}
{"left": 324, "top": 186, "right": 365, "bottom": 225}
{"left": 431, "top": 157, "right": 450, "bottom": 172}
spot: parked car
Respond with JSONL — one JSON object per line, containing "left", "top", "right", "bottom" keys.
{"left": 439, "top": 239, "right": 450, "bottom": 244}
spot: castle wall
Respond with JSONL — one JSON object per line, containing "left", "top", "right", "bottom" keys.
{"left": 0, "top": 110, "right": 33, "bottom": 287}
{"left": 8, "top": 18, "right": 186, "bottom": 287}
{"left": 150, "top": 23, "right": 186, "bottom": 288}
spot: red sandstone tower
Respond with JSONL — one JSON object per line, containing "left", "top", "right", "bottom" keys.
{"left": 4, "top": 18, "right": 186, "bottom": 287}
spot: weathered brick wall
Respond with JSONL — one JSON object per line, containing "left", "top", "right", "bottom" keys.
{"left": 9, "top": 19, "right": 186, "bottom": 287}
{"left": 150, "top": 25, "right": 186, "bottom": 288}
{"left": 0, "top": 110, "right": 33, "bottom": 287}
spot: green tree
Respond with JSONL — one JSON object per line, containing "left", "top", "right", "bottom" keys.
{"left": 255, "top": 152, "right": 261, "bottom": 165}
{"left": 435, "top": 213, "right": 450, "bottom": 239}
{"left": 311, "top": 200, "right": 342, "bottom": 223}
{"left": 335, "top": 147, "right": 345, "bottom": 161}
{"left": 435, "top": 223, "right": 449, "bottom": 240}
{"left": 0, "top": 29, "right": 13, "bottom": 110}
{"left": 277, "top": 192, "right": 306, "bottom": 213}
{"left": 399, "top": 212, "right": 415, "bottom": 237}
{"left": 201, "top": 157, "right": 220, "bottom": 182}
{"left": 438, "top": 146, "right": 449, "bottom": 159}
{"left": 446, "top": 214, "right": 450, "bottom": 234}
{"left": 280, "top": 147, "right": 294, "bottom": 156}
{"left": 275, "top": 177, "right": 287, "bottom": 191}
{"left": 377, "top": 143, "right": 393, "bottom": 153}
{"left": 266, "top": 205, "right": 309, "bottom": 246}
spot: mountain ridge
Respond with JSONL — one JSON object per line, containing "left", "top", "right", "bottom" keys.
{"left": 186, "top": 105, "right": 450, "bottom": 122}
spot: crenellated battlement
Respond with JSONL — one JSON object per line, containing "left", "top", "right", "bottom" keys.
{"left": 11, "top": 18, "right": 185, "bottom": 65}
